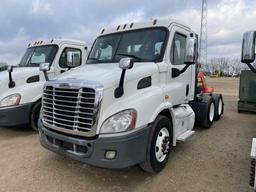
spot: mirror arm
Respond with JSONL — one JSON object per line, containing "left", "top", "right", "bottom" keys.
{"left": 173, "top": 64, "right": 191, "bottom": 78}
{"left": 8, "top": 66, "right": 15, "bottom": 88}
{"left": 114, "top": 69, "right": 126, "bottom": 98}
{"left": 180, "top": 64, "right": 191, "bottom": 74}
{"left": 246, "top": 63, "right": 256, "bottom": 73}
{"left": 43, "top": 71, "right": 49, "bottom": 81}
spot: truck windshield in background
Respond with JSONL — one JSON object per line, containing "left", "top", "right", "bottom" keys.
{"left": 19, "top": 45, "right": 58, "bottom": 67}
{"left": 87, "top": 27, "right": 168, "bottom": 64}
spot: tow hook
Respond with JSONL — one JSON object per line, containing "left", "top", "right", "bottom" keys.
{"left": 8, "top": 65, "right": 15, "bottom": 88}
{"left": 162, "top": 136, "right": 171, "bottom": 155}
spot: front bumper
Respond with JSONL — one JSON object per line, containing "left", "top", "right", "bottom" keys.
{"left": 38, "top": 120, "right": 151, "bottom": 169}
{"left": 0, "top": 103, "right": 33, "bottom": 127}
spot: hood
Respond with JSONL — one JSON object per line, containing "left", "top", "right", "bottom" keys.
{"left": 54, "top": 63, "right": 158, "bottom": 89}
{"left": 0, "top": 67, "right": 42, "bottom": 98}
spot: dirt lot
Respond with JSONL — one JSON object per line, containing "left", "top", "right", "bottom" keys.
{"left": 0, "top": 78, "right": 255, "bottom": 192}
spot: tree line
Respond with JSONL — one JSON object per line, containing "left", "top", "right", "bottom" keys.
{"left": 201, "top": 58, "right": 255, "bottom": 77}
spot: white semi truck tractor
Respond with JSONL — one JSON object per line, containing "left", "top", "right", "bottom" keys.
{"left": 0, "top": 39, "right": 87, "bottom": 130}
{"left": 38, "top": 19, "right": 224, "bottom": 173}
{"left": 240, "top": 31, "right": 256, "bottom": 189}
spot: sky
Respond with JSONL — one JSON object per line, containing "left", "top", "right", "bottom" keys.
{"left": 0, "top": 0, "right": 256, "bottom": 64}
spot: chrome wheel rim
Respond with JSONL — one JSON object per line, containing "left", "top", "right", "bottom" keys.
{"left": 209, "top": 102, "right": 215, "bottom": 122}
{"left": 155, "top": 127, "right": 170, "bottom": 162}
{"left": 218, "top": 98, "right": 223, "bottom": 115}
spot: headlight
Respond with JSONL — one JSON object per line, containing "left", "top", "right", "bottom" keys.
{"left": 0, "top": 94, "right": 21, "bottom": 107}
{"left": 100, "top": 109, "right": 137, "bottom": 134}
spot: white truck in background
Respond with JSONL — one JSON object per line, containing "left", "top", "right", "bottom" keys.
{"left": 38, "top": 19, "right": 224, "bottom": 173}
{"left": 0, "top": 39, "right": 87, "bottom": 130}
{"left": 240, "top": 31, "right": 256, "bottom": 190}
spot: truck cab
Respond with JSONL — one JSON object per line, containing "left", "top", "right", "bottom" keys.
{"left": 0, "top": 39, "right": 87, "bottom": 130}
{"left": 240, "top": 31, "right": 256, "bottom": 189}
{"left": 38, "top": 20, "right": 224, "bottom": 173}
{"left": 239, "top": 31, "right": 256, "bottom": 113}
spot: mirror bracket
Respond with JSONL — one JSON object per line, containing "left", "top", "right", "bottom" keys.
{"left": 114, "top": 58, "right": 134, "bottom": 98}
{"left": 246, "top": 63, "right": 256, "bottom": 73}
{"left": 172, "top": 64, "right": 191, "bottom": 78}
{"left": 115, "top": 69, "right": 126, "bottom": 98}
{"left": 172, "top": 68, "right": 181, "bottom": 78}
{"left": 7, "top": 66, "right": 15, "bottom": 88}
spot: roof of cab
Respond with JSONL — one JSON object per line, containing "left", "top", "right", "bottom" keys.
{"left": 28, "top": 38, "right": 86, "bottom": 48}
{"left": 100, "top": 19, "right": 193, "bottom": 36}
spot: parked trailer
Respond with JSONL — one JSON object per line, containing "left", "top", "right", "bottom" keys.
{"left": 0, "top": 39, "right": 87, "bottom": 130}
{"left": 240, "top": 31, "right": 256, "bottom": 190}
{"left": 38, "top": 19, "right": 224, "bottom": 173}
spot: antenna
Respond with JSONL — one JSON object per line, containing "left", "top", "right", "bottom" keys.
{"left": 199, "top": 0, "right": 207, "bottom": 70}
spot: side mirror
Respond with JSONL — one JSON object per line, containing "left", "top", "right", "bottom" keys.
{"left": 39, "top": 63, "right": 50, "bottom": 72}
{"left": 241, "top": 31, "right": 256, "bottom": 63}
{"left": 119, "top": 58, "right": 134, "bottom": 70}
{"left": 67, "top": 52, "right": 81, "bottom": 68}
{"left": 184, "top": 37, "right": 197, "bottom": 65}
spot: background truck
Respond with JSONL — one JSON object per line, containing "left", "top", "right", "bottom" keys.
{"left": 238, "top": 70, "right": 256, "bottom": 113}
{"left": 0, "top": 63, "right": 7, "bottom": 72}
{"left": 38, "top": 19, "right": 224, "bottom": 173}
{"left": 240, "top": 31, "right": 256, "bottom": 190}
{"left": 0, "top": 39, "right": 87, "bottom": 130}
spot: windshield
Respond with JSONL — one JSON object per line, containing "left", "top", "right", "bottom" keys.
{"left": 87, "top": 27, "right": 168, "bottom": 64}
{"left": 19, "top": 45, "right": 58, "bottom": 67}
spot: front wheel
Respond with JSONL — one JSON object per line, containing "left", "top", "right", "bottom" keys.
{"left": 140, "top": 116, "right": 172, "bottom": 173}
{"left": 30, "top": 101, "right": 41, "bottom": 131}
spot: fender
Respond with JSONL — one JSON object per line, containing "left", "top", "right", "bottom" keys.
{"left": 149, "top": 101, "right": 173, "bottom": 123}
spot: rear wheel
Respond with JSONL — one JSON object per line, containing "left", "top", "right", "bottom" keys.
{"left": 140, "top": 116, "right": 172, "bottom": 173}
{"left": 213, "top": 94, "right": 224, "bottom": 120}
{"left": 30, "top": 101, "right": 41, "bottom": 131}
{"left": 202, "top": 97, "right": 215, "bottom": 128}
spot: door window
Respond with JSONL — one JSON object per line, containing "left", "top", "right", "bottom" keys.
{"left": 170, "top": 33, "right": 186, "bottom": 65}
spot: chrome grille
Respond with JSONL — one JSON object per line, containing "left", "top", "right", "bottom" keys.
{"left": 42, "top": 85, "right": 97, "bottom": 136}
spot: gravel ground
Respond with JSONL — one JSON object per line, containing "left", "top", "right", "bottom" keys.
{"left": 0, "top": 77, "right": 255, "bottom": 192}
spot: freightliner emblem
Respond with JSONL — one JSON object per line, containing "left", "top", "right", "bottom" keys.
{"left": 59, "top": 83, "right": 71, "bottom": 88}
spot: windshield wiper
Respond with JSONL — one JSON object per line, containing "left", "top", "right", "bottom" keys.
{"left": 117, "top": 53, "right": 143, "bottom": 61}
{"left": 19, "top": 63, "right": 39, "bottom": 67}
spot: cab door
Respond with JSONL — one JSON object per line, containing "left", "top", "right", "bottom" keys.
{"left": 165, "top": 26, "right": 194, "bottom": 106}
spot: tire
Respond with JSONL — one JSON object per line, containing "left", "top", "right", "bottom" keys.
{"left": 30, "top": 101, "right": 41, "bottom": 131}
{"left": 212, "top": 94, "right": 224, "bottom": 121}
{"left": 202, "top": 97, "right": 215, "bottom": 128}
{"left": 250, "top": 159, "right": 256, "bottom": 187}
{"left": 140, "top": 115, "right": 172, "bottom": 173}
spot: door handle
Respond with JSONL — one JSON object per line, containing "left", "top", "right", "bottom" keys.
{"left": 186, "top": 84, "right": 189, "bottom": 96}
